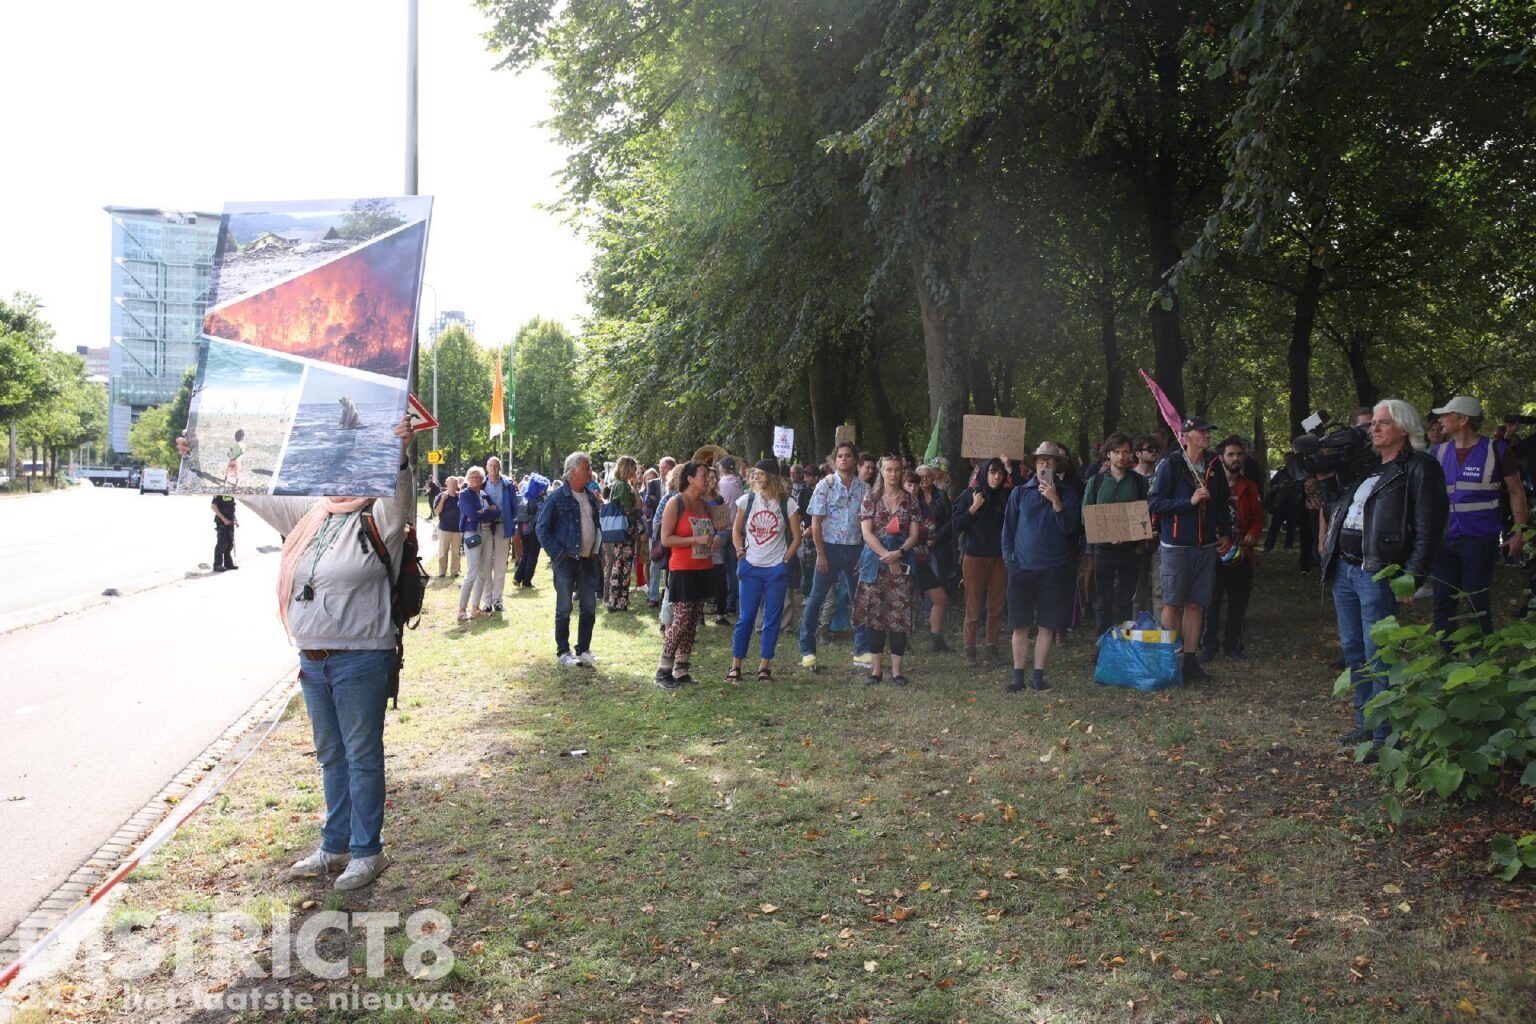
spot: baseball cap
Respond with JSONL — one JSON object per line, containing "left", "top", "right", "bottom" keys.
{"left": 1181, "top": 415, "right": 1218, "bottom": 433}
{"left": 1430, "top": 396, "right": 1483, "bottom": 418}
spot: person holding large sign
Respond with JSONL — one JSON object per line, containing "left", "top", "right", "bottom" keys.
{"left": 1081, "top": 432, "right": 1149, "bottom": 640}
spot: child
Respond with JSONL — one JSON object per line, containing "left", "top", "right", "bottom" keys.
{"left": 225, "top": 429, "right": 245, "bottom": 485}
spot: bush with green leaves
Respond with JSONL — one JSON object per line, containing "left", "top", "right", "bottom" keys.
{"left": 1333, "top": 569, "right": 1536, "bottom": 879}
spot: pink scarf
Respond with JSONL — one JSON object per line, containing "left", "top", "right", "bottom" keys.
{"left": 276, "top": 497, "right": 374, "bottom": 638}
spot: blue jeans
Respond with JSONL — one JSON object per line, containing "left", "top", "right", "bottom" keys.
{"left": 298, "top": 649, "right": 392, "bottom": 857}
{"left": 1333, "top": 561, "right": 1397, "bottom": 740}
{"left": 734, "top": 561, "right": 791, "bottom": 660}
{"left": 646, "top": 559, "right": 665, "bottom": 602}
{"left": 1432, "top": 535, "right": 1499, "bottom": 636}
{"left": 721, "top": 543, "right": 740, "bottom": 614}
{"left": 800, "top": 542, "right": 863, "bottom": 656}
{"left": 553, "top": 555, "right": 599, "bottom": 655}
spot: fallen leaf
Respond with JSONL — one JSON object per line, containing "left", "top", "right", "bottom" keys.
{"left": 1172, "top": 969, "right": 1189, "bottom": 982}
{"left": 864, "top": 960, "right": 878, "bottom": 973}
{"left": 760, "top": 903, "right": 779, "bottom": 914}
{"left": 1457, "top": 998, "right": 1478, "bottom": 1015}
{"left": 1382, "top": 883, "right": 1402, "bottom": 895}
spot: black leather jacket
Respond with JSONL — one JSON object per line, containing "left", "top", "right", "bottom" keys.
{"left": 1321, "top": 447, "right": 1448, "bottom": 583}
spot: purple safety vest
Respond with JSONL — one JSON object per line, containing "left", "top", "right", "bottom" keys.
{"left": 1435, "top": 437, "right": 1504, "bottom": 540}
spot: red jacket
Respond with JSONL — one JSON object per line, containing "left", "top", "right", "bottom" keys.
{"left": 1231, "top": 475, "right": 1265, "bottom": 544}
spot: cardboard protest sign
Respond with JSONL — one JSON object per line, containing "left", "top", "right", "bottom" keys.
{"left": 960, "top": 415, "right": 1028, "bottom": 460}
{"left": 178, "top": 196, "right": 432, "bottom": 497}
{"left": 834, "top": 424, "right": 856, "bottom": 447}
{"left": 772, "top": 426, "right": 794, "bottom": 459}
{"left": 1083, "top": 500, "right": 1155, "bottom": 545}
{"left": 709, "top": 503, "right": 734, "bottom": 531}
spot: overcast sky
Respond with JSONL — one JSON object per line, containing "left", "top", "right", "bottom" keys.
{"left": 0, "top": 0, "right": 591, "bottom": 353}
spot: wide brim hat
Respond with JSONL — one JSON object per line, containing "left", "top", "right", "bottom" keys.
{"left": 1030, "top": 441, "right": 1070, "bottom": 467}
{"left": 691, "top": 444, "right": 730, "bottom": 465}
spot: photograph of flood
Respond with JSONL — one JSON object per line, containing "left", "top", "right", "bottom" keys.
{"left": 202, "top": 219, "right": 428, "bottom": 378}
{"left": 271, "top": 368, "right": 407, "bottom": 497}
{"left": 176, "top": 340, "right": 303, "bottom": 495}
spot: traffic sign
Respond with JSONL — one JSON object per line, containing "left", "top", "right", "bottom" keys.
{"left": 407, "top": 393, "right": 438, "bottom": 432}
{"left": 426, "top": 449, "right": 445, "bottom": 465}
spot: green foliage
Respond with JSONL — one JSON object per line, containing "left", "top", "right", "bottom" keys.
{"left": 1334, "top": 584, "right": 1536, "bottom": 877}
{"left": 128, "top": 404, "right": 176, "bottom": 468}
{"left": 338, "top": 198, "right": 405, "bottom": 241}
{"left": 428, "top": 324, "right": 493, "bottom": 473}
{"left": 507, "top": 317, "right": 592, "bottom": 474}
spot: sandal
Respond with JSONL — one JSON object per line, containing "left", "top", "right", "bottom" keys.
{"left": 725, "top": 667, "right": 743, "bottom": 684}
{"left": 757, "top": 667, "right": 773, "bottom": 682}
{"left": 457, "top": 610, "right": 470, "bottom": 622}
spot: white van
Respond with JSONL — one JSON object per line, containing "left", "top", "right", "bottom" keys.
{"left": 139, "top": 467, "right": 171, "bottom": 495}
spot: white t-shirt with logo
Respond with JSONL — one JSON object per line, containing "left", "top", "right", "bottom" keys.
{"left": 735, "top": 493, "right": 799, "bottom": 568}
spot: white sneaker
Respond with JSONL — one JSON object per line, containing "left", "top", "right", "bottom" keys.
{"left": 800, "top": 654, "right": 817, "bottom": 670}
{"left": 558, "top": 653, "right": 581, "bottom": 668}
{"left": 576, "top": 651, "right": 598, "bottom": 668}
{"left": 285, "top": 847, "right": 349, "bottom": 879}
{"left": 334, "top": 852, "right": 390, "bottom": 891}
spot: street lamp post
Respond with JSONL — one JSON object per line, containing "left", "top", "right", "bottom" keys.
{"left": 422, "top": 282, "right": 440, "bottom": 483}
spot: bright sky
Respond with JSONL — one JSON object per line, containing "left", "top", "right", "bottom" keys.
{"left": 0, "top": 0, "right": 590, "bottom": 353}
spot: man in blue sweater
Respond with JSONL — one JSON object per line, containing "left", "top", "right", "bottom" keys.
{"left": 1148, "top": 416, "right": 1232, "bottom": 682}
{"left": 1001, "top": 442, "right": 1082, "bottom": 693}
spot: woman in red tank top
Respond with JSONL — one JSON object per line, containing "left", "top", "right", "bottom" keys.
{"left": 656, "top": 461, "right": 721, "bottom": 688}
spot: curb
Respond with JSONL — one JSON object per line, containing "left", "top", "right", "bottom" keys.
{"left": 0, "top": 667, "right": 300, "bottom": 988}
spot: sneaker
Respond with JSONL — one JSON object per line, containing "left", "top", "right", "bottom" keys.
{"left": 285, "top": 847, "right": 349, "bottom": 879}
{"left": 1004, "top": 679, "right": 1026, "bottom": 694}
{"left": 655, "top": 674, "right": 682, "bottom": 690}
{"left": 852, "top": 653, "right": 872, "bottom": 668}
{"left": 494, "top": 601, "right": 505, "bottom": 612}
{"left": 334, "top": 852, "right": 390, "bottom": 891}
{"left": 1031, "top": 678, "right": 1053, "bottom": 692}
{"left": 576, "top": 651, "right": 598, "bottom": 668}
{"left": 800, "top": 654, "right": 817, "bottom": 671}
{"left": 1338, "top": 727, "right": 1371, "bottom": 746}
{"left": 558, "top": 653, "right": 581, "bottom": 668}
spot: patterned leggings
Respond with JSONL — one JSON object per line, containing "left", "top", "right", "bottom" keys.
{"left": 662, "top": 600, "right": 706, "bottom": 660}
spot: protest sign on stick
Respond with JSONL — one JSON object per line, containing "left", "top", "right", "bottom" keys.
{"left": 960, "top": 415, "right": 1028, "bottom": 460}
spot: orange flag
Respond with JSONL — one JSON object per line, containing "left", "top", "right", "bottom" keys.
{"left": 489, "top": 351, "right": 506, "bottom": 439}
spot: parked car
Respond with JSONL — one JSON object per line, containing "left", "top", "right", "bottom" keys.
{"left": 139, "top": 467, "right": 171, "bottom": 495}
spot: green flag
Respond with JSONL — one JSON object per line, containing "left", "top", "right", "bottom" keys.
{"left": 924, "top": 409, "right": 945, "bottom": 462}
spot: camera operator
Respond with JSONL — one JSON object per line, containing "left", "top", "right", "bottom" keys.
{"left": 1321, "top": 400, "right": 1447, "bottom": 757}
{"left": 1429, "top": 396, "right": 1526, "bottom": 635}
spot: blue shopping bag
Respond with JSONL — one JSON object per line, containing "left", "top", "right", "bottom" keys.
{"left": 1094, "top": 626, "right": 1183, "bottom": 692}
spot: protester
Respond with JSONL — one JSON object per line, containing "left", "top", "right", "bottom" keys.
{"left": 431, "top": 476, "right": 462, "bottom": 578}
{"left": 513, "top": 473, "right": 548, "bottom": 589}
{"left": 856, "top": 455, "right": 921, "bottom": 685}
{"left": 456, "top": 467, "right": 501, "bottom": 622}
{"left": 656, "top": 460, "right": 721, "bottom": 689}
{"left": 1429, "top": 396, "right": 1527, "bottom": 635}
{"left": 1002, "top": 442, "right": 1082, "bottom": 692}
{"left": 480, "top": 457, "right": 519, "bottom": 613}
{"left": 1081, "top": 432, "right": 1147, "bottom": 639}
{"left": 1201, "top": 436, "right": 1265, "bottom": 662}
{"left": 1148, "top": 416, "right": 1232, "bottom": 682}
{"left": 536, "top": 452, "right": 602, "bottom": 667}
{"left": 1264, "top": 456, "right": 1304, "bottom": 552}
{"left": 1321, "top": 400, "right": 1448, "bottom": 757}
{"left": 179, "top": 417, "right": 415, "bottom": 890}
{"left": 605, "top": 455, "right": 641, "bottom": 611}
{"left": 799, "top": 442, "right": 870, "bottom": 669}
{"left": 951, "top": 458, "right": 1009, "bottom": 667}
{"left": 912, "top": 464, "right": 953, "bottom": 650}
{"left": 727, "top": 459, "right": 802, "bottom": 682}
{"left": 212, "top": 493, "right": 238, "bottom": 572}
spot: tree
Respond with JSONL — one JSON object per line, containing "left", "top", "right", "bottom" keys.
{"left": 508, "top": 318, "right": 592, "bottom": 474}
{"left": 428, "top": 324, "right": 493, "bottom": 473}
{"left": 338, "top": 199, "right": 405, "bottom": 241}
{"left": 0, "top": 293, "right": 55, "bottom": 485}
{"left": 128, "top": 404, "right": 176, "bottom": 469}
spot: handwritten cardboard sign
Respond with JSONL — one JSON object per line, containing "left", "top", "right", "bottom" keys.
{"left": 834, "top": 423, "right": 857, "bottom": 447}
{"left": 709, "top": 503, "right": 733, "bottom": 531}
{"left": 1083, "top": 499, "right": 1154, "bottom": 545}
{"left": 960, "top": 415, "right": 1028, "bottom": 460}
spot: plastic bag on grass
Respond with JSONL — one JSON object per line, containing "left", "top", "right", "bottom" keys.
{"left": 1095, "top": 626, "right": 1183, "bottom": 692}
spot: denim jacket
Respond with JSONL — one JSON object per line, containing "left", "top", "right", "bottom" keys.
{"left": 858, "top": 530, "right": 914, "bottom": 584}
{"left": 536, "top": 480, "right": 601, "bottom": 563}
{"left": 481, "top": 476, "right": 519, "bottom": 538}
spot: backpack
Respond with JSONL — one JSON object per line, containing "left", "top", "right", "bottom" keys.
{"left": 651, "top": 492, "right": 679, "bottom": 563}
{"left": 361, "top": 510, "right": 429, "bottom": 708}
{"left": 599, "top": 497, "right": 631, "bottom": 544}
{"left": 743, "top": 492, "right": 791, "bottom": 552}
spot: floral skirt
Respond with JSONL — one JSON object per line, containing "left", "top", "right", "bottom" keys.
{"left": 854, "top": 566, "right": 914, "bottom": 633}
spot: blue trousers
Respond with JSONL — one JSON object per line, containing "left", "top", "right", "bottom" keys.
{"left": 800, "top": 542, "right": 869, "bottom": 656}
{"left": 1432, "top": 535, "right": 1499, "bottom": 636}
{"left": 1333, "top": 561, "right": 1397, "bottom": 740}
{"left": 553, "top": 555, "right": 599, "bottom": 655}
{"left": 299, "top": 649, "right": 392, "bottom": 857}
{"left": 733, "top": 561, "right": 791, "bottom": 660}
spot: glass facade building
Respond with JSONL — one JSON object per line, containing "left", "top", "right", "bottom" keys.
{"left": 105, "top": 206, "right": 221, "bottom": 452}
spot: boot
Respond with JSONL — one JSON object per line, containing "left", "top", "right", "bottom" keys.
{"left": 964, "top": 647, "right": 980, "bottom": 668}
{"left": 1182, "top": 651, "right": 1212, "bottom": 682}
{"left": 929, "top": 632, "right": 948, "bottom": 653}
{"left": 984, "top": 643, "right": 1002, "bottom": 667}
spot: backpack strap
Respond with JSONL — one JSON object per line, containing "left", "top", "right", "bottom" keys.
{"left": 360, "top": 509, "right": 394, "bottom": 581}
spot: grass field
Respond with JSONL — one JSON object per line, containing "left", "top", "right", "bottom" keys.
{"left": 12, "top": 551, "right": 1534, "bottom": 1023}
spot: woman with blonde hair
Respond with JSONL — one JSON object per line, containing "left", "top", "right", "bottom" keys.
{"left": 856, "top": 455, "right": 922, "bottom": 685}
{"left": 456, "top": 466, "right": 501, "bottom": 621}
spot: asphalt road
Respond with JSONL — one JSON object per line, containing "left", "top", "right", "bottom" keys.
{"left": 0, "top": 486, "right": 297, "bottom": 944}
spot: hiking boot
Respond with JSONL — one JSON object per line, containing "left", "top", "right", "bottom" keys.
{"left": 964, "top": 647, "right": 980, "bottom": 668}
{"left": 984, "top": 644, "right": 1002, "bottom": 668}
{"left": 285, "top": 847, "right": 349, "bottom": 880}
{"left": 1182, "top": 652, "right": 1212, "bottom": 682}
{"left": 334, "top": 852, "right": 390, "bottom": 891}
{"left": 930, "top": 634, "right": 950, "bottom": 653}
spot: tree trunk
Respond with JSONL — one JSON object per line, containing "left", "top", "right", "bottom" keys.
{"left": 1288, "top": 261, "right": 1326, "bottom": 437}
{"left": 1345, "top": 330, "right": 1379, "bottom": 409}
{"left": 866, "top": 352, "right": 907, "bottom": 461}
{"left": 1100, "top": 290, "right": 1122, "bottom": 437}
{"left": 1143, "top": 49, "right": 1187, "bottom": 417}
{"left": 969, "top": 351, "right": 997, "bottom": 416}
{"left": 807, "top": 352, "right": 838, "bottom": 461}
{"left": 912, "top": 245, "right": 968, "bottom": 477}
{"left": 1252, "top": 403, "right": 1268, "bottom": 500}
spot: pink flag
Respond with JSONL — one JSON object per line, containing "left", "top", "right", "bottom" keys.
{"left": 1138, "top": 367, "right": 1184, "bottom": 444}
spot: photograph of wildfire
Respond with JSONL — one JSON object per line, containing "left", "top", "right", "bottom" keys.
{"left": 203, "top": 219, "right": 427, "bottom": 379}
